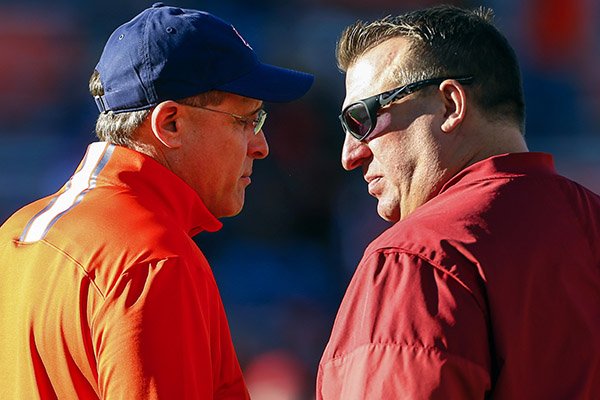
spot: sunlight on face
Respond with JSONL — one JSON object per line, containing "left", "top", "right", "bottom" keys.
{"left": 342, "top": 37, "right": 445, "bottom": 222}
{"left": 176, "top": 94, "right": 269, "bottom": 218}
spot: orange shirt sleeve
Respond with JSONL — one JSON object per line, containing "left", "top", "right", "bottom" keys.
{"left": 91, "top": 257, "right": 248, "bottom": 399}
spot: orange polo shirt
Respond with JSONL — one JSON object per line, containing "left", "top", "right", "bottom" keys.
{"left": 0, "top": 142, "right": 249, "bottom": 399}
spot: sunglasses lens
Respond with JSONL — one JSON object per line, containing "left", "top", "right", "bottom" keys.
{"left": 342, "top": 103, "right": 372, "bottom": 140}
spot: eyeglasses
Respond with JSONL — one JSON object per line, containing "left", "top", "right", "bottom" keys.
{"left": 339, "top": 76, "right": 474, "bottom": 141}
{"left": 184, "top": 104, "right": 267, "bottom": 135}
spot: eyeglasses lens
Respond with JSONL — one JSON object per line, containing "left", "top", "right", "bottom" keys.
{"left": 254, "top": 110, "right": 267, "bottom": 134}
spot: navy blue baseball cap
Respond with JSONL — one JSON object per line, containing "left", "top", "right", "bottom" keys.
{"left": 94, "top": 3, "right": 314, "bottom": 113}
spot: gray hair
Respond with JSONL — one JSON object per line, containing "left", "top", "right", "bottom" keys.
{"left": 89, "top": 70, "right": 226, "bottom": 146}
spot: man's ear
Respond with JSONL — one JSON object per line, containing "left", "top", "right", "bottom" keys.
{"left": 150, "top": 100, "right": 183, "bottom": 148}
{"left": 439, "top": 79, "right": 468, "bottom": 133}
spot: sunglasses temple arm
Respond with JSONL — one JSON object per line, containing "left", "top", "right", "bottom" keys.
{"left": 378, "top": 83, "right": 413, "bottom": 108}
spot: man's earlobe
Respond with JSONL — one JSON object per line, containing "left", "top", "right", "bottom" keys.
{"left": 440, "top": 80, "right": 467, "bottom": 133}
{"left": 151, "top": 101, "right": 182, "bottom": 148}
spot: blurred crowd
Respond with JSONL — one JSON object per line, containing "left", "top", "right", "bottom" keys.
{"left": 1, "top": 0, "right": 599, "bottom": 398}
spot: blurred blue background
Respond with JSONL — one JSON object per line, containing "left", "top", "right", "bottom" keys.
{"left": 1, "top": 0, "right": 599, "bottom": 398}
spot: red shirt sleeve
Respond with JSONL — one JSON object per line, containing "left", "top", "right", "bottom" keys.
{"left": 91, "top": 257, "right": 249, "bottom": 399}
{"left": 318, "top": 250, "right": 491, "bottom": 399}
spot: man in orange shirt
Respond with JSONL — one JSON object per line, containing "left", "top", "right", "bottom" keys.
{"left": 0, "top": 3, "right": 313, "bottom": 399}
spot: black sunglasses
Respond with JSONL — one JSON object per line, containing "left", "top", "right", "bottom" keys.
{"left": 339, "top": 76, "right": 474, "bottom": 141}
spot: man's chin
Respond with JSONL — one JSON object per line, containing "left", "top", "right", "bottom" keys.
{"left": 221, "top": 203, "right": 244, "bottom": 218}
{"left": 211, "top": 196, "right": 245, "bottom": 219}
{"left": 376, "top": 202, "right": 400, "bottom": 223}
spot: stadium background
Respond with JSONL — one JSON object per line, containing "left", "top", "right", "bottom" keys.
{"left": 1, "top": 0, "right": 598, "bottom": 398}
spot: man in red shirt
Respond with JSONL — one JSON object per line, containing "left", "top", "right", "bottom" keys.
{"left": 0, "top": 4, "right": 313, "bottom": 399}
{"left": 318, "top": 5, "right": 600, "bottom": 399}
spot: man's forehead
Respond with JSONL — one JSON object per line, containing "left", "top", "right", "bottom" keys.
{"left": 343, "top": 37, "right": 410, "bottom": 107}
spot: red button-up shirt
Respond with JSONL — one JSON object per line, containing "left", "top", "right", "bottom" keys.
{"left": 318, "top": 152, "right": 600, "bottom": 399}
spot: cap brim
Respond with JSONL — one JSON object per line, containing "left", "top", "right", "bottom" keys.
{"left": 216, "top": 62, "right": 314, "bottom": 102}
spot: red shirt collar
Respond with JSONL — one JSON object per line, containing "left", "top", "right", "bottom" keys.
{"left": 439, "top": 152, "right": 556, "bottom": 195}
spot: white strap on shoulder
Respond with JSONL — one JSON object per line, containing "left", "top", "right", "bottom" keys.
{"left": 19, "top": 142, "right": 114, "bottom": 243}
